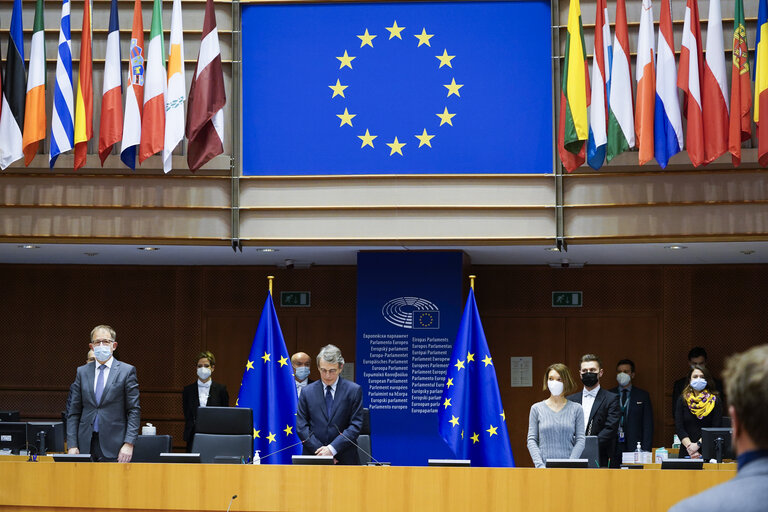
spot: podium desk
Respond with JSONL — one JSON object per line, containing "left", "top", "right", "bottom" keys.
{"left": 0, "top": 460, "right": 735, "bottom": 512}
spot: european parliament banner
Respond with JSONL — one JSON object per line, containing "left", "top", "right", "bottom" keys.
{"left": 241, "top": 1, "right": 553, "bottom": 175}
{"left": 357, "top": 251, "right": 463, "bottom": 465}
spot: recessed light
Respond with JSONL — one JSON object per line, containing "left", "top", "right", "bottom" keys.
{"left": 256, "top": 248, "right": 278, "bottom": 253}
{"left": 19, "top": 244, "right": 40, "bottom": 250}
{"left": 664, "top": 245, "right": 687, "bottom": 250}
{"left": 138, "top": 247, "right": 159, "bottom": 251}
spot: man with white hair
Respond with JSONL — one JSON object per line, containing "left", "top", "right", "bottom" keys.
{"left": 297, "top": 344, "right": 364, "bottom": 465}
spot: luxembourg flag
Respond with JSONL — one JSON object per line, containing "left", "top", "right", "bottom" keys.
{"left": 635, "top": 0, "right": 655, "bottom": 165}
{"left": 678, "top": 0, "right": 705, "bottom": 167}
{"left": 120, "top": 0, "right": 144, "bottom": 169}
{"left": 654, "top": 0, "right": 683, "bottom": 168}
{"left": 606, "top": 0, "right": 634, "bottom": 162}
{"left": 701, "top": 0, "right": 729, "bottom": 164}
{"left": 98, "top": 0, "right": 123, "bottom": 165}
{"left": 587, "top": 0, "right": 611, "bottom": 170}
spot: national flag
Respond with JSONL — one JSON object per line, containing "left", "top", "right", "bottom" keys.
{"left": 187, "top": 0, "right": 226, "bottom": 171}
{"left": 98, "top": 0, "right": 123, "bottom": 165}
{"left": 236, "top": 292, "right": 302, "bottom": 464}
{"left": 557, "top": 0, "right": 589, "bottom": 172}
{"left": 635, "top": 0, "right": 655, "bottom": 165}
{"left": 606, "top": 0, "right": 634, "bottom": 162}
{"left": 678, "top": 0, "right": 705, "bottom": 167}
{"left": 729, "top": 0, "right": 751, "bottom": 166}
{"left": 163, "top": 0, "right": 186, "bottom": 173}
{"left": 139, "top": 0, "right": 166, "bottom": 163}
{"left": 22, "top": 0, "right": 46, "bottom": 166}
{"left": 0, "top": 0, "right": 26, "bottom": 170}
{"left": 74, "top": 0, "right": 94, "bottom": 170}
{"left": 120, "top": 0, "right": 145, "bottom": 169}
{"left": 702, "top": 0, "right": 729, "bottom": 164}
{"left": 755, "top": 0, "right": 768, "bottom": 166}
{"left": 654, "top": 0, "right": 684, "bottom": 168}
{"left": 438, "top": 287, "right": 514, "bottom": 467}
{"left": 587, "top": 0, "right": 611, "bottom": 170}
{"left": 50, "top": 0, "right": 74, "bottom": 168}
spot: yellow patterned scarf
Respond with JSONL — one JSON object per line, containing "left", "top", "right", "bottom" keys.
{"left": 684, "top": 390, "right": 716, "bottom": 419}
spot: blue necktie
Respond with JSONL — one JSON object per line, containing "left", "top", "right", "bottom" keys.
{"left": 93, "top": 364, "right": 106, "bottom": 432}
{"left": 325, "top": 385, "right": 333, "bottom": 418}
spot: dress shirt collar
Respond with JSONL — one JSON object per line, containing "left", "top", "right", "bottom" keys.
{"left": 583, "top": 384, "right": 601, "bottom": 399}
{"left": 325, "top": 377, "right": 339, "bottom": 393}
{"left": 198, "top": 379, "right": 212, "bottom": 389}
{"left": 94, "top": 357, "right": 114, "bottom": 370}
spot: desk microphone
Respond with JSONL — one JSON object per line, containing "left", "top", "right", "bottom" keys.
{"left": 256, "top": 438, "right": 306, "bottom": 463}
{"left": 333, "top": 424, "right": 386, "bottom": 466}
{"left": 226, "top": 495, "right": 237, "bottom": 512}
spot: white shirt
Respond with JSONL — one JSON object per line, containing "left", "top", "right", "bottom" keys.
{"left": 93, "top": 357, "right": 114, "bottom": 397}
{"left": 295, "top": 378, "right": 308, "bottom": 397}
{"left": 582, "top": 384, "right": 600, "bottom": 429}
{"left": 197, "top": 379, "right": 212, "bottom": 407}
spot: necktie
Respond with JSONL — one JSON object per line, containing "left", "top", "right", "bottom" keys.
{"left": 325, "top": 385, "right": 333, "bottom": 418}
{"left": 93, "top": 364, "right": 106, "bottom": 432}
{"left": 621, "top": 389, "right": 629, "bottom": 425}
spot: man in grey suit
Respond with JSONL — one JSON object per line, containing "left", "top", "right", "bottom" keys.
{"left": 66, "top": 325, "right": 140, "bottom": 462}
{"left": 669, "top": 344, "right": 768, "bottom": 512}
{"left": 297, "top": 344, "right": 363, "bottom": 465}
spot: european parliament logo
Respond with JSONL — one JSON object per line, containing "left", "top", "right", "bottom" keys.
{"left": 382, "top": 297, "right": 440, "bottom": 329}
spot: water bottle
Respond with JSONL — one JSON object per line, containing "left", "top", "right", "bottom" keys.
{"left": 673, "top": 434, "right": 681, "bottom": 450}
{"left": 634, "top": 442, "right": 643, "bottom": 463}
{"left": 253, "top": 450, "right": 261, "bottom": 465}
{"left": 655, "top": 447, "right": 668, "bottom": 463}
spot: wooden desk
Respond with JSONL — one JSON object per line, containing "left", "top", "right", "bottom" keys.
{"left": 0, "top": 460, "right": 736, "bottom": 512}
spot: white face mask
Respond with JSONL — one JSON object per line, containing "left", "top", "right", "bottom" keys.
{"left": 197, "top": 367, "right": 212, "bottom": 381}
{"left": 690, "top": 378, "right": 707, "bottom": 391}
{"left": 547, "top": 380, "right": 564, "bottom": 396}
{"left": 617, "top": 373, "right": 631, "bottom": 387}
{"left": 93, "top": 345, "right": 112, "bottom": 363}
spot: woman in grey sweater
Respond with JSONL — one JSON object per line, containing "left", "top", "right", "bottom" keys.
{"left": 527, "top": 363, "right": 585, "bottom": 468}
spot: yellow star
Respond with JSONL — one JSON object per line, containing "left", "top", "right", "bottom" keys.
{"left": 336, "top": 50, "right": 356, "bottom": 69}
{"left": 253, "top": 428, "right": 260, "bottom": 439}
{"left": 328, "top": 79, "right": 348, "bottom": 98}
{"left": 415, "top": 129, "right": 435, "bottom": 148}
{"left": 235, "top": 398, "right": 239, "bottom": 406}
{"left": 261, "top": 351, "right": 271, "bottom": 363}
{"left": 385, "top": 20, "right": 406, "bottom": 40}
{"left": 278, "top": 355, "right": 289, "bottom": 367}
{"left": 461, "top": 430, "right": 464, "bottom": 439}
{"left": 414, "top": 28, "right": 434, "bottom": 47}
{"left": 436, "top": 49, "right": 455, "bottom": 68}
{"left": 283, "top": 425, "right": 293, "bottom": 436}
{"left": 449, "top": 415, "right": 460, "bottom": 427}
{"left": 357, "top": 28, "right": 377, "bottom": 48}
{"left": 444, "top": 78, "right": 464, "bottom": 97}
{"left": 358, "top": 129, "right": 377, "bottom": 148}
{"left": 386, "top": 136, "right": 406, "bottom": 156}
{"left": 337, "top": 108, "right": 356, "bottom": 127}
{"left": 443, "top": 398, "right": 452, "bottom": 409}
{"left": 437, "top": 107, "right": 456, "bottom": 126}
{"left": 486, "top": 424, "right": 498, "bottom": 437}
{"left": 446, "top": 378, "right": 454, "bottom": 388}
{"left": 501, "top": 411, "right": 506, "bottom": 422}
{"left": 471, "top": 432, "right": 480, "bottom": 444}
{"left": 454, "top": 359, "right": 465, "bottom": 370}
{"left": 267, "top": 432, "right": 277, "bottom": 444}
{"left": 246, "top": 360, "right": 254, "bottom": 371}
{"left": 482, "top": 355, "right": 493, "bottom": 367}
{"left": 466, "top": 351, "right": 475, "bottom": 362}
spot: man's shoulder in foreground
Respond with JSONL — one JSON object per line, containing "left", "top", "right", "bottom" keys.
{"left": 669, "top": 458, "right": 768, "bottom": 512}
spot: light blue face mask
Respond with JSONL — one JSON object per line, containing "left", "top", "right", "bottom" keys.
{"left": 690, "top": 378, "right": 707, "bottom": 391}
{"left": 93, "top": 345, "right": 112, "bottom": 363}
{"left": 295, "top": 367, "right": 310, "bottom": 380}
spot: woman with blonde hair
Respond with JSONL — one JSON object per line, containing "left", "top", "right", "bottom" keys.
{"left": 675, "top": 365, "right": 723, "bottom": 458}
{"left": 527, "top": 363, "right": 585, "bottom": 468}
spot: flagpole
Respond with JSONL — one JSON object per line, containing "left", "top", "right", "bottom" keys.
{"left": 268, "top": 275, "right": 274, "bottom": 295}
{"left": 469, "top": 275, "right": 475, "bottom": 290}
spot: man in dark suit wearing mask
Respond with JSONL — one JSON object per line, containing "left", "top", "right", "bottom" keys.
{"left": 567, "top": 353, "right": 621, "bottom": 468}
{"left": 609, "top": 359, "right": 653, "bottom": 464}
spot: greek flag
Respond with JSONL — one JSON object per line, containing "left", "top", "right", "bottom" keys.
{"left": 49, "top": 0, "right": 74, "bottom": 167}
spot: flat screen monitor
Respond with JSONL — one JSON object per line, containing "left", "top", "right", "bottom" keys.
{"left": 701, "top": 427, "right": 734, "bottom": 463}
{"left": 0, "top": 422, "right": 27, "bottom": 454}
{"left": 195, "top": 407, "right": 253, "bottom": 436}
{"left": 661, "top": 459, "right": 704, "bottom": 470}
{"left": 0, "top": 411, "right": 20, "bottom": 422}
{"left": 427, "top": 459, "right": 471, "bottom": 467}
{"left": 292, "top": 455, "right": 334, "bottom": 465}
{"left": 27, "top": 422, "right": 65, "bottom": 454}
{"left": 159, "top": 453, "right": 201, "bottom": 463}
{"left": 545, "top": 459, "right": 589, "bottom": 468}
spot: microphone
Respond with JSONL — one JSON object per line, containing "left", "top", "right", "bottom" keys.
{"left": 255, "top": 438, "right": 306, "bottom": 463}
{"left": 333, "top": 424, "right": 386, "bottom": 466}
{"left": 226, "top": 495, "right": 237, "bottom": 512}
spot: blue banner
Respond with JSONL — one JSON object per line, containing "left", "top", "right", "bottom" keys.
{"left": 357, "top": 251, "right": 463, "bottom": 465}
{"left": 241, "top": 1, "right": 553, "bottom": 175}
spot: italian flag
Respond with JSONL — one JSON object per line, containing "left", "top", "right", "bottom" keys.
{"left": 139, "top": 0, "right": 166, "bottom": 163}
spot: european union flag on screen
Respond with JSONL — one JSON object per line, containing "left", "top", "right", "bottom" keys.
{"left": 437, "top": 288, "right": 514, "bottom": 467}
{"left": 236, "top": 293, "right": 302, "bottom": 464}
{"left": 241, "top": 1, "right": 553, "bottom": 175}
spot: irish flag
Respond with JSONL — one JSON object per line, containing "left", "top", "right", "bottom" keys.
{"left": 606, "top": 0, "right": 634, "bottom": 162}
{"left": 139, "top": 0, "right": 166, "bottom": 163}
{"left": 22, "top": 0, "right": 46, "bottom": 166}
{"left": 635, "top": 0, "right": 655, "bottom": 165}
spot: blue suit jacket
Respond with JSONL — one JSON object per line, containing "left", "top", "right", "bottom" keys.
{"left": 297, "top": 377, "right": 364, "bottom": 465}
{"left": 609, "top": 385, "right": 654, "bottom": 451}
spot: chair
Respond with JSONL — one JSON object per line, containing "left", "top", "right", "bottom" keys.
{"left": 192, "top": 433, "right": 252, "bottom": 464}
{"left": 132, "top": 435, "right": 172, "bottom": 463}
{"left": 192, "top": 407, "right": 253, "bottom": 464}
{"left": 195, "top": 407, "right": 252, "bottom": 435}
{"left": 357, "top": 408, "right": 372, "bottom": 464}
{"left": 580, "top": 435, "right": 599, "bottom": 468}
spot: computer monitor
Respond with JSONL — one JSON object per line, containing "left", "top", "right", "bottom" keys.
{"left": 195, "top": 407, "right": 253, "bottom": 435}
{"left": 661, "top": 459, "right": 704, "bottom": 470}
{"left": 701, "top": 427, "right": 734, "bottom": 463}
{"left": 292, "top": 455, "right": 334, "bottom": 465}
{"left": 0, "top": 411, "right": 20, "bottom": 422}
{"left": 427, "top": 459, "right": 471, "bottom": 467}
{"left": 159, "top": 453, "right": 201, "bottom": 463}
{"left": 0, "top": 422, "right": 27, "bottom": 454}
{"left": 27, "top": 422, "right": 65, "bottom": 455}
{"left": 545, "top": 459, "right": 589, "bottom": 468}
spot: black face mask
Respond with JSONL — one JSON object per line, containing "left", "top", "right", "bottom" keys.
{"left": 581, "top": 372, "right": 599, "bottom": 387}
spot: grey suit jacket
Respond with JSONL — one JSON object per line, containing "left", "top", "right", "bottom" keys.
{"left": 66, "top": 359, "right": 141, "bottom": 459}
{"left": 669, "top": 456, "right": 768, "bottom": 512}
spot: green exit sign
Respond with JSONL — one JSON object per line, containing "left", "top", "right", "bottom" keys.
{"left": 281, "top": 291, "right": 311, "bottom": 307}
{"left": 552, "top": 291, "right": 582, "bottom": 307}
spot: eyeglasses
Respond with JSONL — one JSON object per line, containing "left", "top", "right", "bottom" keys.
{"left": 319, "top": 367, "right": 339, "bottom": 375}
{"left": 91, "top": 339, "right": 114, "bottom": 346}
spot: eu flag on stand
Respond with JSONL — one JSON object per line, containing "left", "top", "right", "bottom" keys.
{"left": 438, "top": 288, "right": 514, "bottom": 467}
{"left": 237, "top": 292, "right": 302, "bottom": 464}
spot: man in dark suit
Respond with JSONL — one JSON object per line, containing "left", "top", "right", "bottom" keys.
{"left": 66, "top": 325, "right": 140, "bottom": 462}
{"left": 609, "top": 359, "right": 653, "bottom": 464}
{"left": 182, "top": 351, "right": 229, "bottom": 451}
{"left": 291, "top": 351, "right": 314, "bottom": 398}
{"left": 297, "top": 344, "right": 363, "bottom": 465}
{"left": 672, "top": 346, "right": 724, "bottom": 418}
{"left": 567, "top": 353, "right": 620, "bottom": 468}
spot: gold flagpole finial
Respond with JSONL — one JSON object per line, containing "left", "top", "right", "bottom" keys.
{"left": 267, "top": 275, "right": 274, "bottom": 295}
{"left": 469, "top": 275, "right": 476, "bottom": 290}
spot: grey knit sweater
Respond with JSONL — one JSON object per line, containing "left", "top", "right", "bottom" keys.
{"left": 526, "top": 400, "right": 586, "bottom": 468}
